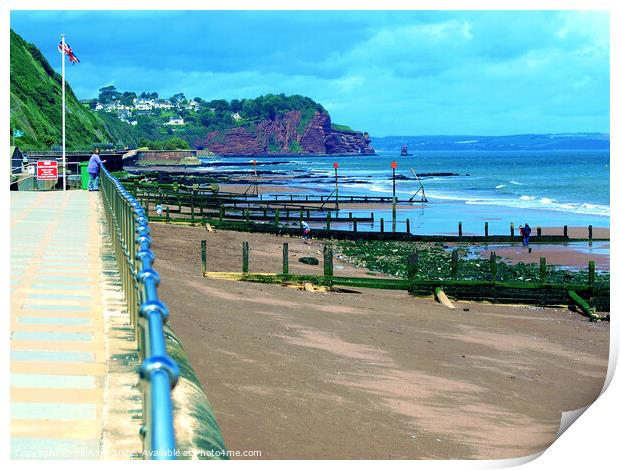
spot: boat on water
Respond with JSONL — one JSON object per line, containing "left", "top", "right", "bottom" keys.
{"left": 400, "top": 144, "right": 412, "bottom": 156}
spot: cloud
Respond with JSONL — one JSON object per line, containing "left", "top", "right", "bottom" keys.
{"left": 10, "top": 10, "right": 609, "bottom": 135}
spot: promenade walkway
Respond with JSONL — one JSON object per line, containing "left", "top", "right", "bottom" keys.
{"left": 10, "top": 190, "right": 140, "bottom": 459}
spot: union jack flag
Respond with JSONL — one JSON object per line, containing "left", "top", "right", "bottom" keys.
{"left": 58, "top": 40, "right": 80, "bottom": 64}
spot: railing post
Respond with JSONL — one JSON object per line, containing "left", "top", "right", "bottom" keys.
{"left": 166, "top": 206, "right": 170, "bottom": 223}
{"left": 539, "top": 257, "right": 546, "bottom": 284}
{"left": 353, "top": 219, "right": 357, "bottom": 232}
{"left": 490, "top": 251, "right": 497, "bottom": 282}
{"left": 380, "top": 218, "right": 384, "bottom": 233}
{"left": 406, "top": 218, "right": 410, "bottom": 234}
{"left": 588, "top": 261, "right": 595, "bottom": 288}
{"left": 275, "top": 209, "right": 280, "bottom": 228}
{"left": 283, "top": 243, "right": 289, "bottom": 275}
{"left": 326, "top": 212, "right": 331, "bottom": 231}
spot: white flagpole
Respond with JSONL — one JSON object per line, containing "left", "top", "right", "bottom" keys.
{"left": 61, "top": 34, "right": 66, "bottom": 191}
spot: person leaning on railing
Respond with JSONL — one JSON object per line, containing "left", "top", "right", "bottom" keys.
{"left": 88, "top": 148, "right": 107, "bottom": 191}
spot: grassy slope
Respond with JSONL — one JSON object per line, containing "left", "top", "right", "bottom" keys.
{"left": 10, "top": 30, "right": 134, "bottom": 150}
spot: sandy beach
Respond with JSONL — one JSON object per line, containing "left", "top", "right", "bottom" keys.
{"left": 151, "top": 224, "right": 609, "bottom": 459}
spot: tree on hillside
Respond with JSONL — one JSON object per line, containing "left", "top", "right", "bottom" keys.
{"left": 98, "top": 85, "right": 121, "bottom": 104}
{"left": 230, "top": 99, "right": 242, "bottom": 113}
{"left": 170, "top": 93, "right": 186, "bottom": 105}
{"left": 206, "top": 99, "right": 230, "bottom": 112}
{"left": 120, "top": 91, "right": 137, "bottom": 106}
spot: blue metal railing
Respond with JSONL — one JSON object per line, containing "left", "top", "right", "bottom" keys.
{"left": 100, "top": 166, "right": 179, "bottom": 459}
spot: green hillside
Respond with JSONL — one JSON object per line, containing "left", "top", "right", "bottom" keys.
{"left": 10, "top": 29, "right": 137, "bottom": 150}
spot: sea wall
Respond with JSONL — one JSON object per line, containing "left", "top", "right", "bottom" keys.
{"left": 123, "top": 150, "right": 201, "bottom": 166}
{"left": 165, "top": 325, "right": 229, "bottom": 460}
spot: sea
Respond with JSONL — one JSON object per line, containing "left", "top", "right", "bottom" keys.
{"left": 199, "top": 150, "right": 610, "bottom": 236}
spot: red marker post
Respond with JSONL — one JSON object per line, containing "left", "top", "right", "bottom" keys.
{"left": 250, "top": 159, "right": 258, "bottom": 195}
{"left": 391, "top": 161, "right": 397, "bottom": 232}
{"left": 333, "top": 162, "right": 339, "bottom": 210}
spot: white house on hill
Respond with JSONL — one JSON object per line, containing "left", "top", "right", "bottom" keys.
{"left": 166, "top": 116, "right": 185, "bottom": 126}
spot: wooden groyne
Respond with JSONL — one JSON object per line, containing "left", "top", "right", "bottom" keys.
{"left": 199, "top": 240, "right": 609, "bottom": 317}
{"left": 151, "top": 216, "right": 607, "bottom": 244}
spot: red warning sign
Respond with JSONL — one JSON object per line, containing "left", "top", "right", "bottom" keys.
{"left": 37, "top": 160, "right": 58, "bottom": 180}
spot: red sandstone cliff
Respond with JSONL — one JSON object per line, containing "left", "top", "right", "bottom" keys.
{"left": 194, "top": 111, "right": 375, "bottom": 156}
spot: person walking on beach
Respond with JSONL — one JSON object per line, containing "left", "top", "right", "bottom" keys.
{"left": 87, "top": 148, "right": 106, "bottom": 191}
{"left": 301, "top": 220, "right": 311, "bottom": 241}
{"left": 522, "top": 223, "right": 532, "bottom": 246}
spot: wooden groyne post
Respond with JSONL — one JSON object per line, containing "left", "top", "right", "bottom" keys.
{"left": 537, "top": 226, "right": 542, "bottom": 237}
{"left": 564, "top": 225, "right": 568, "bottom": 238}
{"left": 490, "top": 251, "right": 497, "bottom": 282}
{"left": 589, "top": 261, "right": 595, "bottom": 288}
{"left": 323, "top": 244, "right": 334, "bottom": 278}
{"left": 406, "top": 218, "right": 411, "bottom": 234}
{"left": 282, "top": 242, "right": 289, "bottom": 275}
{"left": 588, "top": 225, "right": 593, "bottom": 242}
{"left": 568, "top": 290, "right": 596, "bottom": 320}
{"left": 484, "top": 222, "right": 489, "bottom": 238}
{"left": 407, "top": 250, "right": 418, "bottom": 280}
{"left": 201, "top": 240, "right": 207, "bottom": 276}
{"left": 380, "top": 218, "right": 385, "bottom": 233}
{"left": 450, "top": 249, "right": 458, "bottom": 280}
{"left": 326, "top": 213, "right": 331, "bottom": 231}
{"left": 458, "top": 222, "right": 462, "bottom": 237}
{"left": 242, "top": 241, "right": 249, "bottom": 273}
{"left": 510, "top": 222, "right": 514, "bottom": 238}
{"left": 539, "top": 257, "right": 546, "bottom": 284}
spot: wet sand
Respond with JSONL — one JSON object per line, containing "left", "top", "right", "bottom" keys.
{"left": 219, "top": 184, "right": 304, "bottom": 195}
{"left": 544, "top": 226, "right": 609, "bottom": 239}
{"left": 473, "top": 243, "right": 610, "bottom": 271}
{"left": 150, "top": 224, "right": 609, "bottom": 459}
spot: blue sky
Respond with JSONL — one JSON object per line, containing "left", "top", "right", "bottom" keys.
{"left": 10, "top": 10, "right": 609, "bottom": 136}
